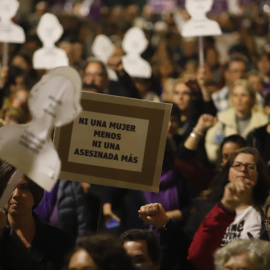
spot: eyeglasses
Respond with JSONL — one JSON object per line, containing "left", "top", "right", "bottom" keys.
{"left": 84, "top": 72, "right": 104, "bottom": 79}
{"left": 231, "top": 162, "right": 257, "bottom": 172}
{"left": 264, "top": 219, "right": 270, "bottom": 230}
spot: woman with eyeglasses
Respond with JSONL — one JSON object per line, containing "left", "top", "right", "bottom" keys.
{"left": 188, "top": 147, "right": 270, "bottom": 270}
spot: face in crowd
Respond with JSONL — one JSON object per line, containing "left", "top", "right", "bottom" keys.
{"left": 173, "top": 82, "right": 191, "bottom": 113}
{"left": 123, "top": 239, "right": 160, "bottom": 270}
{"left": 83, "top": 62, "right": 109, "bottom": 93}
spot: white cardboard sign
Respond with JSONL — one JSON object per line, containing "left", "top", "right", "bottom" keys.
{"left": 54, "top": 92, "right": 172, "bottom": 192}
{"left": 0, "top": 0, "right": 25, "bottom": 43}
{"left": 33, "top": 13, "right": 69, "bottom": 70}
{"left": 92, "top": 34, "right": 117, "bottom": 81}
{"left": 122, "top": 27, "right": 152, "bottom": 78}
{"left": 182, "top": 0, "right": 222, "bottom": 37}
{"left": 0, "top": 67, "right": 82, "bottom": 191}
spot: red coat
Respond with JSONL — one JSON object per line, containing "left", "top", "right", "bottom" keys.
{"left": 188, "top": 203, "right": 236, "bottom": 270}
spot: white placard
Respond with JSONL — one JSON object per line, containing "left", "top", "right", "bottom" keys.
{"left": 68, "top": 111, "right": 149, "bottom": 172}
{"left": 33, "top": 13, "right": 69, "bottom": 70}
{"left": 182, "top": 0, "right": 222, "bottom": 37}
{"left": 0, "top": 0, "right": 25, "bottom": 43}
{"left": 92, "top": 34, "right": 117, "bottom": 81}
{"left": 122, "top": 27, "right": 152, "bottom": 78}
{"left": 54, "top": 92, "right": 172, "bottom": 192}
{"left": 0, "top": 67, "right": 82, "bottom": 191}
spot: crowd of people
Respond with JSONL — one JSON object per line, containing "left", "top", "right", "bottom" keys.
{"left": 1, "top": 0, "right": 270, "bottom": 269}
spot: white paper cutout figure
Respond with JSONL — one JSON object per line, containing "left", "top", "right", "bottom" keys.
{"left": 92, "top": 34, "right": 117, "bottom": 81}
{"left": 33, "top": 13, "right": 69, "bottom": 70}
{"left": 0, "top": 0, "right": 25, "bottom": 43}
{"left": 0, "top": 66, "right": 82, "bottom": 191}
{"left": 182, "top": 0, "right": 222, "bottom": 37}
{"left": 122, "top": 27, "right": 152, "bottom": 78}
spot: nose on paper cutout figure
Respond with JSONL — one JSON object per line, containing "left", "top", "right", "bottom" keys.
{"left": 33, "top": 13, "right": 69, "bottom": 70}
{"left": 92, "top": 34, "right": 117, "bottom": 81}
{"left": 182, "top": 0, "right": 222, "bottom": 37}
{"left": 0, "top": 66, "right": 82, "bottom": 191}
{"left": 122, "top": 27, "right": 152, "bottom": 79}
{"left": 0, "top": 0, "right": 25, "bottom": 43}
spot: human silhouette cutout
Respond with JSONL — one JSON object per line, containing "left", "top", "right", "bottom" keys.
{"left": 122, "top": 27, "right": 151, "bottom": 78}
{"left": 33, "top": 13, "right": 69, "bottom": 70}
{"left": 0, "top": 0, "right": 25, "bottom": 43}
{"left": 92, "top": 35, "right": 117, "bottom": 81}
{"left": 182, "top": 0, "right": 222, "bottom": 37}
{"left": 0, "top": 67, "right": 82, "bottom": 191}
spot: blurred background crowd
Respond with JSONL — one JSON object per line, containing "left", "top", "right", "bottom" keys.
{"left": 1, "top": 0, "right": 270, "bottom": 270}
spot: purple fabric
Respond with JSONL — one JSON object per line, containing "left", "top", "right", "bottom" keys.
{"left": 177, "top": 0, "right": 186, "bottom": 8}
{"left": 262, "top": 82, "right": 270, "bottom": 98}
{"left": 209, "top": 0, "right": 228, "bottom": 16}
{"left": 49, "top": 203, "right": 59, "bottom": 226}
{"left": 34, "top": 181, "right": 59, "bottom": 222}
{"left": 89, "top": 0, "right": 102, "bottom": 21}
{"left": 149, "top": 0, "right": 176, "bottom": 12}
{"left": 143, "top": 170, "right": 179, "bottom": 212}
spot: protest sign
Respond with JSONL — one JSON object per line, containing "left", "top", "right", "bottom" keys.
{"left": 92, "top": 34, "right": 117, "bottom": 81}
{"left": 0, "top": 67, "right": 82, "bottom": 194}
{"left": 0, "top": 0, "right": 25, "bottom": 66}
{"left": 182, "top": 0, "right": 222, "bottom": 38}
{"left": 54, "top": 92, "right": 172, "bottom": 192}
{"left": 33, "top": 13, "right": 69, "bottom": 70}
{"left": 180, "top": 0, "right": 222, "bottom": 67}
{"left": 0, "top": 0, "right": 25, "bottom": 43}
{"left": 122, "top": 27, "right": 152, "bottom": 78}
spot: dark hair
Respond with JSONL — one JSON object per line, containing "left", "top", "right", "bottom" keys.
{"left": 84, "top": 57, "right": 108, "bottom": 79}
{"left": 225, "top": 55, "right": 249, "bottom": 71}
{"left": 12, "top": 52, "right": 32, "bottom": 68}
{"left": 209, "top": 147, "right": 270, "bottom": 206}
{"left": 170, "top": 102, "right": 181, "bottom": 120}
{"left": 0, "top": 162, "right": 44, "bottom": 209}
{"left": 264, "top": 93, "right": 270, "bottom": 107}
{"left": 228, "top": 44, "right": 249, "bottom": 58}
{"left": 220, "top": 135, "right": 247, "bottom": 155}
{"left": 120, "top": 229, "right": 161, "bottom": 265}
{"left": 70, "top": 234, "right": 134, "bottom": 270}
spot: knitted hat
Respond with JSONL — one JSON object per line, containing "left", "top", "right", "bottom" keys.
{"left": 0, "top": 161, "right": 44, "bottom": 209}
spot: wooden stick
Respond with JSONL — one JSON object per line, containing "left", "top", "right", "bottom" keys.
{"left": 2, "top": 42, "right": 9, "bottom": 67}
{"left": 198, "top": 36, "right": 204, "bottom": 68}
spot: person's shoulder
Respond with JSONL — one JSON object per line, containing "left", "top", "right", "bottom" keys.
{"left": 35, "top": 216, "right": 75, "bottom": 244}
{"left": 253, "top": 124, "right": 267, "bottom": 135}
{"left": 218, "top": 107, "right": 235, "bottom": 119}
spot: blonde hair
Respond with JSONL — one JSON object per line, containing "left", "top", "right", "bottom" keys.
{"left": 230, "top": 79, "right": 257, "bottom": 108}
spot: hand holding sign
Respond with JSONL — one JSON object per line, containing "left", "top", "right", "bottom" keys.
{"left": 33, "top": 13, "right": 69, "bottom": 70}
{"left": 0, "top": 66, "right": 82, "bottom": 194}
{"left": 181, "top": 0, "right": 222, "bottom": 67}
